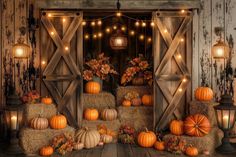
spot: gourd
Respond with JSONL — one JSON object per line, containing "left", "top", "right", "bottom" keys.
{"left": 101, "top": 108, "right": 117, "bottom": 121}
{"left": 30, "top": 115, "right": 49, "bottom": 130}
{"left": 101, "top": 134, "right": 113, "bottom": 144}
{"left": 73, "top": 142, "right": 84, "bottom": 150}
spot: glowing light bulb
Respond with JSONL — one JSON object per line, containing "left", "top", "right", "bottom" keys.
{"left": 62, "top": 18, "right": 66, "bottom": 23}
{"left": 177, "top": 54, "right": 182, "bottom": 59}
{"left": 180, "top": 38, "right": 184, "bottom": 42}
{"left": 150, "top": 22, "right": 155, "bottom": 27}
{"left": 182, "top": 78, "right": 187, "bottom": 82}
{"left": 97, "top": 20, "right": 102, "bottom": 26}
{"left": 82, "top": 21, "right": 86, "bottom": 26}
{"left": 113, "top": 25, "right": 117, "bottom": 30}
{"left": 91, "top": 21, "right": 96, "bottom": 26}
{"left": 181, "top": 9, "right": 186, "bottom": 14}
{"left": 116, "top": 12, "right": 122, "bottom": 17}
{"left": 65, "top": 46, "right": 69, "bottom": 51}
{"left": 139, "top": 35, "right": 144, "bottom": 40}
{"left": 98, "top": 32, "right": 103, "bottom": 38}
{"left": 48, "top": 13, "right": 52, "bottom": 17}
{"left": 142, "top": 22, "right": 146, "bottom": 27}
{"left": 93, "top": 34, "right": 97, "bottom": 39}
{"left": 164, "top": 29, "right": 168, "bottom": 33}
{"left": 178, "top": 88, "right": 183, "bottom": 92}
{"left": 84, "top": 34, "right": 89, "bottom": 39}
{"left": 147, "top": 37, "right": 152, "bottom": 43}
{"left": 106, "top": 28, "right": 111, "bottom": 33}
{"left": 121, "top": 26, "right": 126, "bottom": 31}
{"left": 130, "top": 30, "right": 135, "bottom": 36}
{"left": 15, "top": 48, "right": 23, "bottom": 57}
{"left": 135, "top": 21, "right": 140, "bottom": 27}
{"left": 50, "top": 31, "right": 54, "bottom": 35}
{"left": 216, "top": 48, "right": 224, "bottom": 56}
{"left": 41, "top": 60, "right": 46, "bottom": 65}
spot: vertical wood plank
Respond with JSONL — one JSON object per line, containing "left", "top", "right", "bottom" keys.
{"left": 0, "top": 0, "right": 2, "bottom": 106}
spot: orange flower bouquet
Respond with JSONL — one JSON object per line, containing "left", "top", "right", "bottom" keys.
{"left": 21, "top": 90, "right": 40, "bottom": 104}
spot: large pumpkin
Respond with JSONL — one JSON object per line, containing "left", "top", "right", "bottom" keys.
{"left": 137, "top": 128, "right": 157, "bottom": 147}
{"left": 39, "top": 146, "right": 54, "bottom": 156}
{"left": 194, "top": 87, "right": 213, "bottom": 101}
{"left": 75, "top": 127, "right": 100, "bottom": 149}
{"left": 41, "top": 97, "right": 53, "bottom": 105}
{"left": 142, "top": 94, "right": 153, "bottom": 106}
{"left": 49, "top": 114, "right": 67, "bottom": 129}
{"left": 30, "top": 116, "right": 48, "bottom": 130}
{"left": 184, "top": 114, "right": 211, "bottom": 137}
{"left": 85, "top": 81, "right": 101, "bottom": 94}
{"left": 169, "top": 120, "right": 184, "bottom": 136}
{"left": 101, "top": 108, "right": 117, "bottom": 121}
{"left": 84, "top": 108, "right": 99, "bottom": 121}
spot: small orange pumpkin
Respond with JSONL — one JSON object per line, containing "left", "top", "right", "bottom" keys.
{"left": 195, "top": 87, "right": 213, "bottom": 101}
{"left": 184, "top": 114, "right": 211, "bottom": 137}
{"left": 41, "top": 97, "right": 53, "bottom": 105}
{"left": 185, "top": 146, "right": 198, "bottom": 157}
{"left": 49, "top": 114, "right": 67, "bottom": 129}
{"left": 84, "top": 108, "right": 99, "bottom": 121}
{"left": 142, "top": 94, "right": 153, "bottom": 106}
{"left": 122, "top": 100, "right": 131, "bottom": 107}
{"left": 154, "top": 140, "right": 165, "bottom": 151}
{"left": 85, "top": 81, "right": 101, "bottom": 94}
{"left": 137, "top": 128, "right": 157, "bottom": 148}
{"left": 170, "top": 120, "right": 184, "bottom": 136}
{"left": 39, "top": 146, "right": 53, "bottom": 156}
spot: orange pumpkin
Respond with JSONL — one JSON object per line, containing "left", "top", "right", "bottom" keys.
{"left": 195, "top": 87, "right": 213, "bottom": 101}
{"left": 85, "top": 81, "right": 101, "bottom": 94}
{"left": 122, "top": 100, "right": 131, "bottom": 107}
{"left": 154, "top": 140, "right": 165, "bottom": 151}
{"left": 184, "top": 114, "right": 211, "bottom": 137}
{"left": 137, "top": 128, "right": 157, "bottom": 147}
{"left": 170, "top": 120, "right": 184, "bottom": 136}
{"left": 185, "top": 146, "right": 198, "bottom": 157}
{"left": 41, "top": 97, "right": 53, "bottom": 105}
{"left": 49, "top": 114, "right": 67, "bottom": 129}
{"left": 39, "top": 146, "right": 53, "bottom": 156}
{"left": 142, "top": 94, "right": 153, "bottom": 106}
{"left": 84, "top": 108, "right": 99, "bottom": 121}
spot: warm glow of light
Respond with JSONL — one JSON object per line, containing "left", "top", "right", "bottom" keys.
{"left": 97, "top": 20, "right": 102, "bottom": 26}
{"left": 180, "top": 38, "right": 184, "bottom": 42}
{"left": 135, "top": 21, "right": 140, "bottom": 27}
{"left": 150, "top": 22, "right": 155, "bottom": 27}
{"left": 164, "top": 29, "right": 168, "bottom": 33}
{"left": 65, "top": 46, "right": 69, "bottom": 51}
{"left": 181, "top": 9, "right": 186, "bottom": 14}
{"left": 147, "top": 37, "right": 152, "bottom": 43}
{"left": 62, "top": 18, "right": 66, "bottom": 23}
{"left": 48, "top": 13, "right": 52, "bottom": 17}
{"left": 116, "top": 12, "right": 122, "bottom": 17}
{"left": 139, "top": 35, "right": 144, "bottom": 40}
{"left": 121, "top": 26, "right": 126, "bottom": 31}
{"left": 98, "top": 32, "right": 103, "bottom": 38}
{"left": 130, "top": 30, "right": 135, "bottom": 36}
{"left": 84, "top": 34, "right": 89, "bottom": 39}
{"left": 15, "top": 48, "right": 24, "bottom": 57}
{"left": 182, "top": 78, "right": 187, "bottom": 82}
{"left": 106, "top": 28, "right": 111, "bottom": 33}
{"left": 177, "top": 54, "right": 182, "bottom": 59}
{"left": 178, "top": 88, "right": 183, "bottom": 92}
{"left": 82, "top": 21, "right": 86, "bottom": 26}
{"left": 115, "top": 38, "right": 124, "bottom": 46}
{"left": 41, "top": 60, "right": 46, "bottom": 65}
{"left": 93, "top": 34, "right": 97, "bottom": 39}
{"left": 91, "top": 21, "right": 96, "bottom": 26}
{"left": 50, "top": 31, "right": 54, "bottom": 35}
{"left": 142, "top": 22, "right": 146, "bottom": 27}
{"left": 113, "top": 25, "right": 117, "bottom": 30}
{"left": 216, "top": 48, "right": 224, "bottom": 57}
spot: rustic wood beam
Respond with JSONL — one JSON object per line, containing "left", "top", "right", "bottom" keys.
{"left": 37, "top": 0, "right": 200, "bottom": 10}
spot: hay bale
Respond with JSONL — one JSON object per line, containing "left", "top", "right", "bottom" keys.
{"left": 116, "top": 86, "right": 152, "bottom": 105}
{"left": 19, "top": 126, "right": 75, "bottom": 155}
{"left": 163, "top": 127, "right": 223, "bottom": 154}
{"left": 189, "top": 100, "right": 218, "bottom": 126}
{"left": 82, "top": 119, "right": 121, "bottom": 132}
{"left": 24, "top": 103, "right": 57, "bottom": 124}
{"left": 83, "top": 92, "right": 116, "bottom": 111}
{"left": 117, "top": 106, "right": 153, "bottom": 131}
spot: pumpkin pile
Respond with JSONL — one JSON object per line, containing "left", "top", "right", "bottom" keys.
{"left": 122, "top": 92, "right": 153, "bottom": 107}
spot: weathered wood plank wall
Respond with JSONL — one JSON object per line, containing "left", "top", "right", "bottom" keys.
{"left": 1, "top": 0, "right": 236, "bottom": 107}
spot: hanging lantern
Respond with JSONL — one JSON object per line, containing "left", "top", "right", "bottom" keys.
{"left": 212, "top": 40, "right": 229, "bottom": 59}
{"left": 110, "top": 30, "right": 127, "bottom": 50}
{"left": 12, "top": 37, "right": 30, "bottom": 59}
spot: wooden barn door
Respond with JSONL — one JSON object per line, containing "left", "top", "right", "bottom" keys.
{"left": 152, "top": 11, "right": 193, "bottom": 131}
{"left": 40, "top": 11, "right": 83, "bottom": 128}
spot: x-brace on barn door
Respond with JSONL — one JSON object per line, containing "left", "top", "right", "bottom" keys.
{"left": 40, "top": 11, "right": 83, "bottom": 128}
{"left": 153, "top": 11, "right": 193, "bottom": 131}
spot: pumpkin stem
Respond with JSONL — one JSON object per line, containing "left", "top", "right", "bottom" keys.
{"left": 144, "top": 127, "right": 148, "bottom": 132}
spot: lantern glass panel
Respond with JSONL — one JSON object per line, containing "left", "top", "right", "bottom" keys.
{"left": 216, "top": 109, "right": 236, "bottom": 130}
{"left": 12, "top": 43, "right": 29, "bottom": 58}
{"left": 212, "top": 41, "right": 229, "bottom": 59}
{"left": 4, "top": 108, "right": 24, "bottom": 131}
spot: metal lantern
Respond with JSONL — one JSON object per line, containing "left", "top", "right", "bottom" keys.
{"left": 12, "top": 37, "right": 30, "bottom": 59}
{"left": 212, "top": 39, "right": 229, "bottom": 59}
{"left": 4, "top": 89, "right": 24, "bottom": 154}
{"left": 110, "top": 30, "right": 128, "bottom": 50}
{"left": 214, "top": 94, "right": 236, "bottom": 153}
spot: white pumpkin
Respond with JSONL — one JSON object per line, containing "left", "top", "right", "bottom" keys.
{"left": 75, "top": 127, "right": 100, "bottom": 149}
{"left": 30, "top": 116, "right": 48, "bottom": 130}
{"left": 101, "top": 134, "right": 113, "bottom": 144}
{"left": 73, "top": 142, "right": 84, "bottom": 150}
{"left": 101, "top": 108, "right": 117, "bottom": 121}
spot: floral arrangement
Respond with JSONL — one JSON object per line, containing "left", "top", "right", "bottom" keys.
{"left": 124, "top": 91, "right": 140, "bottom": 101}
{"left": 21, "top": 90, "right": 40, "bottom": 104}
{"left": 51, "top": 133, "right": 74, "bottom": 155}
{"left": 97, "top": 124, "right": 117, "bottom": 138}
{"left": 83, "top": 53, "right": 118, "bottom": 81}
{"left": 165, "top": 136, "right": 187, "bottom": 154}
{"left": 118, "top": 125, "right": 136, "bottom": 144}
{"left": 121, "top": 54, "right": 153, "bottom": 85}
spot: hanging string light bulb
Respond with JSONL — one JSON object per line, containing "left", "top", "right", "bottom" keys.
{"left": 106, "top": 28, "right": 111, "bottom": 33}
{"left": 150, "top": 22, "right": 155, "bottom": 27}
{"left": 135, "top": 21, "right": 140, "bottom": 27}
{"left": 91, "top": 21, "right": 96, "bottom": 27}
{"left": 130, "top": 30, "right": 135, "bottom": 36}
{"left": 97, "top": 20, "right": 102, "bottom": 26}
{"left": 121, "top": 26, "right": 126, "bottom": 31}
{"left": 82, "top": 21, "right": 87, "bottom": 26}
{"left": 142, "top": 22, "right": 146, "bottom": 27}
